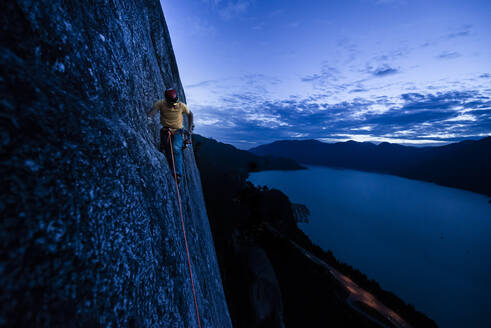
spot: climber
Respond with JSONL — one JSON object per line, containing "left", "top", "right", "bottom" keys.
{"left": 147, "top": 88, "right": 194, "bottom": 184}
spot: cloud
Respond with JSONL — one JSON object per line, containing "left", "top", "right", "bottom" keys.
{"left": 301, "top": 74, "right": 323, "bottom": 82}
{"left": 178, "top": 16, "right": 217, "bottom": 38}
{"left": 240, "top": 73, "right": 282, "bottom": 87}
{"left": 437, "top": 51, "right": 461, "bottom": 60}
{"left": 216, "top": 0, "right": 251, "bottom": 20}
{"left": 201, "top": 0, "right": 252, "bottom": 20}
{"left": 372, "top": 65, "right": 398, "bottom": 76}
{"left": 186, "top": 80, "right": 220, "bottom": 88}
{"left": 350, "top": 88, "right": 368, "bottom": 93}
{"left": 373, "top": 0, "right": 407, "bottom": 5}
{"left": 446, "top": 24, "right": 472, "bottom": 39}
{"left": 301, "top": 63, "right": 341, "bottom": 86}
{"left": 289, "top": 132, "right": 309, "bottom": 138}
{"left": 364, "top": 64, "right": 399, "bottom": 77}
{"left": 201, "top": 0, "right": 224, "bottom": 4}
{"left": 351, "top": 126, "right": 373, "bottom": 131}
{"left": 269, "top": 9, "right": 284, "bottom": 17}
{"left": 372, "top": 50, "right": 406, "bottom": 62}
{"left": 444, "top": 114, "right": 477, "bottom": 122}
{"left": 245, "top": 113, "right": 291, "bottom": 127}
{"left": 419, "top": 24, "right": 472, "bottom": 49}
{"left": 319, "top": 134, "right": 447, "bottom": 145}
{"left": 447, "top": 30, "right": 470, "bottom": 39}
{"left": 287, "top": 22, "right": 300, "bottom": 28}
{"left": 361, "top": 91, "right": 491, "bottom": 139}
{"left": 193, "top": 88, "right": 491, "bottom": 148}
{"left": 336, "top": 39, "right": 360, "bottom": 64}
{"left": 252, "top": 22, "right": 265, "bottom": 30}
{"left": 184, "top": 74, "right": 282, "bottom": 105}
{"left": 196, "top": 118, "right": 220, "bottom": 125}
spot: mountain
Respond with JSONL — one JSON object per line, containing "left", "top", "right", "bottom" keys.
{"left": 250, "top": 137, "right": 491, "bottom": 196}
{"left": 1, "top": 1, "right": 231, "bottom": 327}
{"left": 193, "top": 134, "right": 305, "bottom": 176}
{"left": 192, "top": 135, "right": 437, "bottom": 328}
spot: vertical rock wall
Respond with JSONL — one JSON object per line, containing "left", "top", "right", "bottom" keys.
{"left": 0, "top": 0, "right": 231, "bottom": 327}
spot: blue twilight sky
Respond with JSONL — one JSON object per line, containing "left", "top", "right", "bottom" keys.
{"left": 160, "top": 0, "right": 491, "bottom": 149}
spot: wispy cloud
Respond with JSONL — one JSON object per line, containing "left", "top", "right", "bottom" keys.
{"left": 349, "top": 88, "right": 368, "bottom": 93}
{"left": 301, "top": 62, "right": 341, "bottom": 86}
{"left": 336, "top": 38, "right": 360, "bottom": 64}
{"left": 287, "top": 22, "right": 300, "bottom": 28}
{"left": 419, "top": 24, "right": 473, "bottom": 49}
{"left": 252, "top": 22, "right": 265, "bottom": 30}
{"left": 369, "top": 64, "right": 399, "bottom": 77}
{"left": 200, "top": 0, "right": 252, "bottom": 20}
{"left": 372, "top": 0, "right": 407, "bottom": 6}
{"left": 196, "top": 118, "right": 220, "bottom": 125}
{"left": 186, "top": 80, "right": 220, "bottom": 89}
{"left": 212, "top": 0, "right": 252, "bottom": 20}
{"left": 201, "top": 0, "right": 224, "bottom": 4}
{"left": 437, "top": 51, "right": 461, "bottom": 60}
{"left": 301, "top": 74, "right": 324, "bottom": 82}
{"left": 446, "top": 24, "right": 472, "bottom": 39}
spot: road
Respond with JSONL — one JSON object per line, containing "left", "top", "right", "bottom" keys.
{"left": 265, "top": 224, "right": 412, "bottom": 328}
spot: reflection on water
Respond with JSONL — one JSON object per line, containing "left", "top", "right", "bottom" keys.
{"left": 249, "top": 165, "right": 491, "bottom": 328}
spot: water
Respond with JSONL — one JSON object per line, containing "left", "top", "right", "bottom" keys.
{"left": 249, "top": 165, "right": 491, "bottom": 328}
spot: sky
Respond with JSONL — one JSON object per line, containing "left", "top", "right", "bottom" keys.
{"left": 160, "top": 0, "right": 491, "bottom": 149}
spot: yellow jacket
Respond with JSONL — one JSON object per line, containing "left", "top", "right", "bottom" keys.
{"left": 149, "top": 100, "right": 190, "bottom": 129}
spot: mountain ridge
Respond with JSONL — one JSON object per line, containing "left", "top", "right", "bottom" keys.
{"left": 250, "top": 136, "right": 491, "bottom": 196}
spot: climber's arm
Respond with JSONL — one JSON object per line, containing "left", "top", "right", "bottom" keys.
{"left": 188, "top": 111, "right": 194, "bottom": 133}
{"left": 147, "top": 102, "right": 160, "bottom": 118}
{"left": 182, "top": 103, "right": 194, "bottom": 133}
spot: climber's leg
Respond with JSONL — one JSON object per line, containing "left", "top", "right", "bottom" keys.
{"left": 172, "top": 131, "right": 184, "bottom": 177}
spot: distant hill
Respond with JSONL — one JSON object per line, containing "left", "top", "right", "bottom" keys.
{"left": 250, "top": 137, "right": 491, "bottom": 196}
{"left": 192, "top": 134, "right": 305, "bottom": 180}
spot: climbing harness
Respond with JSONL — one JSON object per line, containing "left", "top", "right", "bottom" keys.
{"left": 168, "top": 130, "right": 202, "bottom": 328}
{"left": 162, "top": 127, "right": 191, "bottom": 151}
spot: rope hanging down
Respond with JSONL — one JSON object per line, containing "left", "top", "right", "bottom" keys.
{"left": 168, "top": 130, "right": 202, "bottom": 328}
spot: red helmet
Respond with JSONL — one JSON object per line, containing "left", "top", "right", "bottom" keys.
{"left": 165, "top": 88, "right": 178, "bottom": 103}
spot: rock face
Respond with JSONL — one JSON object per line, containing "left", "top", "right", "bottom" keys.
{"left": 0, "top": 1, "right": 231, "bottom": 327}
{"left": 239, "top": 246, "right": 285, "bottom": 328}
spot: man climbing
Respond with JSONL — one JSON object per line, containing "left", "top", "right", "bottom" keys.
{"left": 147, "top": 88, "right": 194, "bottom": 184}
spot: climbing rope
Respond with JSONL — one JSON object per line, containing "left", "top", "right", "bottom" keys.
{"left": 168, "top": 130, "right": 202, "bottom": 328}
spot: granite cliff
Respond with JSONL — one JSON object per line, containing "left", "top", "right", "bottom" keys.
{"left": 1, "top": 1, "right": 231, "bottom": 327}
